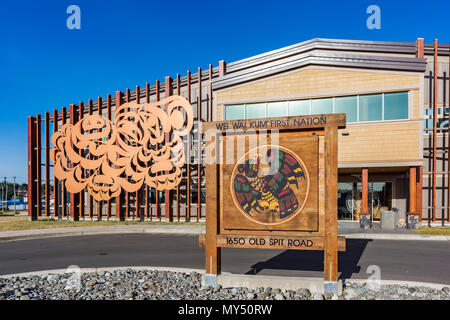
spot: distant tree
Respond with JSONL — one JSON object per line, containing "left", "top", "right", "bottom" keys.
{"left": 1, "top": 182, "right": 30, "bottom": 199}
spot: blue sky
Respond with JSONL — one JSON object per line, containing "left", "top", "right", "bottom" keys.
{"left": 1, "top": 0, "right": 449, "bottom": 184}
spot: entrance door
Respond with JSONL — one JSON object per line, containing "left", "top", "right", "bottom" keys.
{"left": 338, "top": 182, "right": 392, "bottom": 221}
{"left": 370, "top": 182, "right": 392, "bottom": 221}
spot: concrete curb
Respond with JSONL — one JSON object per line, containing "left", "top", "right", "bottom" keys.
{"left": 0, "top": 267, "right": 447, "bottom": 293}
{"left": 344, "top": 233, "right": 450, "bottom": 241}
{"left": 0, "top": 225, "right": 448, "bottom": 242}
{"left": 345, "top": 279, "right": 449, "bottom": 291}
{"left": 0, "top": 225, "right": 205, "bottom": 242}
{"left": 0, "top": 266, "right": 205, "bottom": 279}
{"left": 209, "top": 273, "right": 340, "bottom": 295}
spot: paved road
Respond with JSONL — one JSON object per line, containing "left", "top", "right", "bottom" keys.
{"left": 0, "top": 234, "right": 449, "bottom": 284}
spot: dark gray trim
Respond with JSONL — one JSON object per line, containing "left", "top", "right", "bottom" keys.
{"left": 226, "top": 38, "right": 419, "bottom": 74}
{"left": 213, "top": 52, "right": 427, "bottom": 91}
{"left": 424, "top": 43, "right": 450, "bottom": 56}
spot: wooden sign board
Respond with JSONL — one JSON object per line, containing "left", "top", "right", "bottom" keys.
{"left": 222, "top": 134, "right": 319, "bottom": 232}
{"left": 200, "top": 113, "right": 346, "bottom": 293}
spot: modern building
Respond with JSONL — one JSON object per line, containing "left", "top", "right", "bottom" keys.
{"left": 27, "top": 38, "right": 450, "bottom": 225}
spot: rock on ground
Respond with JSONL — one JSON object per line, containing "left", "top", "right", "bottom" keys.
{"left": 0, "top": 270, "right": 448, "bottom": 300}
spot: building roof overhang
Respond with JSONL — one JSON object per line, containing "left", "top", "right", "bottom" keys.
{"left": 213, "top": 49, "right": 427, "bottom": 91}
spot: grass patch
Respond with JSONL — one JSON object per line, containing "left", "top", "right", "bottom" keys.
{"left": 0, "top": 215, "right": 204, "bottom": 231}
{"left": 412, "top": 226, "right": 450, "bottom": 236}
{"left": 0, "top": 210, "right": 22, "bottom": 215}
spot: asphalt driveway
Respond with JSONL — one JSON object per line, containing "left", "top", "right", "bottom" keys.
{"left": 0, "top": 234, "right": 448, "bottom": 284}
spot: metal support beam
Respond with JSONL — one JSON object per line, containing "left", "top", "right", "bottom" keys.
{"left": 27, "top": 116, "right": 37, "bottom": 221}
{"left": 69, "top": 104, "right": 80, "bottom": 221}
{"left": 165, "top": 76, "right": 173, "bottom": 221}
{"left": 432, "top": 39, "right": 438, "bottom": 224}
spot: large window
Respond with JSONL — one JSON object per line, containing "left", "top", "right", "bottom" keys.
{"left": 335, "top": 96, "right": 357, "bottom": 123}
{"left": 225, "top": 91, "right": 409, "bottom": 123}
{"left": 384, "top": 92, "right": 408, "bottom": 120}
{"left": 267, "top": 101, "right": 288, "bottom": 118}
{"left": 289, "top": 100, "right": 310, "bottom": 116}
{"left": 312, "top": 98, "right": 333, "bottom": 114}
{"left": 246, "top": 103, "right": 266, "bottom": 119}
{"left": 225, "top": 104, "right": 245, "bottom": 120}
{"left": 359, "top": 94, "right": 382, "bottom": 122}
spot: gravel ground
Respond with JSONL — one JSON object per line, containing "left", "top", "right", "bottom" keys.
{"left": 0, "top": 269, "right": 449, "bottom": 300}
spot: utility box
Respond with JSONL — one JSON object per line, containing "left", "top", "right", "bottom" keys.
{"left": 381, "top": 210, "right": 396, "bottom": 229}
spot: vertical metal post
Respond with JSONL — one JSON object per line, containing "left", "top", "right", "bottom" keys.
{"left": 27, "top": 116, "right": 37, "bottom": 220}
{"left": 432, "top": 39, "right": 438, "bottom": 224}
{"left": 45, "top": 112, "right": 50, "bottom": 216}
{"left": 115, "top": 91, "right": 124, "bottom": 221}
{"left": 36, "top": 114, "right": 42, "bottom": 216}
{"left": 61, "top": 107, "right": 67, "bottom": 218}
{"left": 79, "top": 102, "right": 85, "bottom": 220}
{"left": 107, "top": 95, "right": 112, "bottom": 219}
{"left": 136, "top": 85, "right": 143, "bottom": 221}
{"left": 176, "top": 74, "right": 181, "bottom": 221}
{"left": 209, "top": 64, "right": 213, "bottom": 121}
{"left": 416, "top": 39, "right": 424, "bottom": 224}
{"left": 155, "top": 80, "right": 160, "bottom": 220}
{"left": 165, "top": 76, "right": 173, "bottom": 221}
{"left": 145, "top": 83, "right": 150, "bottom": 220}
{"left": 69, "top": 104, "right": 79, "bottom": 221}
{"left": 197, "top": 67, "right": 202, "bottom": 221}
{"left": 125, "top": 88, "right": 131, "bottom": 220}
{"left": 88, "top": 100, "right": 94, "bottom": 220}
{"left": 186, "top": 70, "right": 191, "bottom": 221}
{"left": 97, "top": 97, "right": 103, "bottom": 221}
{"left": 53, "top": 109, "right": 60, "bottom": 220}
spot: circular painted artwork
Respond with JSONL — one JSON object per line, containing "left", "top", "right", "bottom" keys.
{"left": 230, "top": 145, "right": 310, "bottom": 225}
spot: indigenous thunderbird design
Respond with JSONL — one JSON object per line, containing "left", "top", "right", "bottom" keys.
{"left": 231, "top": 146, "right": 309, "bottom": 225}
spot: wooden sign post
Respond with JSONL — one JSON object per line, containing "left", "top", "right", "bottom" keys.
{"left": 200, "top": 113, "right": 346, "bottom": 294}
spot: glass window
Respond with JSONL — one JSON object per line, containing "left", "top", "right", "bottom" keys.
{"left": 289, "top": 100, "right": 310, "bottom": 116}
{"left": 312, "top": 98, "right": 333, "bottom": 115}
{"left": 225, "top": 91, "right": 408, "bottom": 123}
{"left": 335, "top": 96, "right": 357, "bottom": 123}
{"left": 384, "top": 92, "right": 408, "bottom": 120}
{"left": 225, "top": 104, "right": 245, "bottom": 120}
{"left": 359, "top": 94, "right": 382, "bottom": 122}
{"left": 246, "top": 103, "right": 266, "bottom": 119}
{"left": 267, "top": 101, "right": 288, "bottom": 118}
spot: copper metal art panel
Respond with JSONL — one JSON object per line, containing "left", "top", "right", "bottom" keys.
{"left": 51, "top": 95, "right": 193, "bottom": 201}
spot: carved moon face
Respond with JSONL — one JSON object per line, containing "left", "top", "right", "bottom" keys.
{"left": 230, "top": 145, "right": 310, "bottom": 226}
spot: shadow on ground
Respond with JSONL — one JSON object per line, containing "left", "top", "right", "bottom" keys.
{"left": 244, "top": 239, "right": 372, "bottom": 280}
